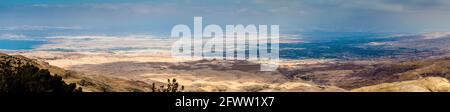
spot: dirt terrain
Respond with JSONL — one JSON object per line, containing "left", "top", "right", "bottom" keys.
{"left": 8, "top": 51, "right": 450, "bottom": 92}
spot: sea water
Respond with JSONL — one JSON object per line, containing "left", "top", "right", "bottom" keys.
{"left": 0, "top": 32, "right": 417, "bottom": 60}
{"left": 0, "top": 39, "right": 46, "bottom": 50}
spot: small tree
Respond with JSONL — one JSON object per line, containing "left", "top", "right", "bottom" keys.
{"left": 0, "top": 62, "right": 81, "bottom": 92}
{"left": 151, "top": 78, "right": 184, "bottom": 92}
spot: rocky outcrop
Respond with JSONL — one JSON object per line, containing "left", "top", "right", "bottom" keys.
{"left": 0, "top": 52, "right": 162, "bottom": 92}
{"left": 352, "top": 77, "right": 450, "bottom": 92}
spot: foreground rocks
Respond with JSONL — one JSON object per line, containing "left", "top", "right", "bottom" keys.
{"left": 352, "top": 77, "right": 450, "bottom": 92}
{"left": 0, "top": 52, "right": 164, "bottom": 92}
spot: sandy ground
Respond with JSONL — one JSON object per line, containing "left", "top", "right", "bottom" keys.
{"left": 19, "top": 51, "right": 346, "bottom": 92}
{"left": 2, "top": 34, "right": 345, "bottom": 92}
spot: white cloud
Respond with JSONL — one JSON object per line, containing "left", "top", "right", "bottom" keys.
{"left": 268, "top": 7, "right": 289, "bottom": 13}
{"left": 31, "top": 4, "right": 67, "bottom": 8}
{"left": 0, "top": 33, "right": 27, "bottom": 40}
{"left": 0, "top": 25, "right": 82, "bottom": 31}
{"left": 37, "top": 35, "right": 176, "bottom": 54}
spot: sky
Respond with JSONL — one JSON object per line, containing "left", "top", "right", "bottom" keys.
{"left": 1, "top": 0, "right": 450, "bottom": 34}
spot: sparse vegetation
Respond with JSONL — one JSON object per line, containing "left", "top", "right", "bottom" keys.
{"left": 0, "top": 55, "right": 81, "bottom": 92}
{"left": 151, "top": 78, "right": 184, "bottom": 92}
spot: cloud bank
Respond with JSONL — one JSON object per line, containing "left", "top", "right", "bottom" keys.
{"left": 1, "top": 0, "right": 450, "bottom": 33}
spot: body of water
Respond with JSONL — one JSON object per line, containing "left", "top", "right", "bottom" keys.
{"left": 0, "top": 39, "right": 46, "bottom": 50}
{"left": 0, "top": 32, "right": 420, "bottom": 60}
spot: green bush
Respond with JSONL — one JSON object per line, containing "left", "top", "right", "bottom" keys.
{"left": 151, "top": 78, "right": 184, "bottom": 92}
{"left": 0, "top": 62, "right": 81, "bottom": 92}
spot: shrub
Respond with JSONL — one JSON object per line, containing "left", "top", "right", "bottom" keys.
{"left": 0, "top": 62, "right": 81, "bottom": 92}
{"left": 151, "top": 78, "right": 184, "bottom": 92}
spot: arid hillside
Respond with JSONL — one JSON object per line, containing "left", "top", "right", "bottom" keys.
{"left": 0, "top": 52, "right": 165, "bottom": 92}
{"left": 3, "top": 51, "right": 450, "bottom": 92}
